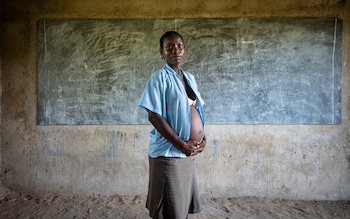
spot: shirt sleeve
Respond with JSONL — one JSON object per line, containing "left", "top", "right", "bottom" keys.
{"left": 138, "top": 71, "right": 164, "bottom": 116}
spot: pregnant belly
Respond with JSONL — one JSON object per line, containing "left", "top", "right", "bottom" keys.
{"left": 189, "top": 105, "right": 204, "bottom": 142}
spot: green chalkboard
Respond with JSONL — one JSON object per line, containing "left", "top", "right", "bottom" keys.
{"left": 37, "top": 18, "right": 342, "bottom": 125}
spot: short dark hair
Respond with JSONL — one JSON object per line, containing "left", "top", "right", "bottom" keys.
{"left": 159, "top": 31, "right": 184, "bottom": 49}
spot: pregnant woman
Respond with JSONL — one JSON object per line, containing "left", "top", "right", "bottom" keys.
{"left": 138, "top": 31, "right": 206, "bottom": 219}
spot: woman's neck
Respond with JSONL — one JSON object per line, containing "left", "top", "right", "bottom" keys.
{"left": 170, "top": 67, "right": 182, "bottom": 77}
{"left": 168, "top": 63, "right": 181, "bottom": 75}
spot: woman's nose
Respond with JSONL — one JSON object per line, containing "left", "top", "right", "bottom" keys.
{"left": 174, "top": 46, "right": 180, "bottom": 53}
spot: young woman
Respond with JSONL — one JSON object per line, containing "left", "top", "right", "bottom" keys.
{"left": 138, "top": 31, "right": 206, "bottom": 219}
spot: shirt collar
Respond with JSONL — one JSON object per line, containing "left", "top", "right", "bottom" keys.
{"left": 164, "top": 63, "right": 183, "bottom": 76}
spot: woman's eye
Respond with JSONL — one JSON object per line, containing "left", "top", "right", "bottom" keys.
{"left": 165, "top": 44, "right": 184, "bottom": 51}
{"left": 165, "top": 46, "right": 173, "bottom": 51}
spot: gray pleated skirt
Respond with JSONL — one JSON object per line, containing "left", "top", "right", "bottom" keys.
{"left": 146, "top": 156, "right": 201, "bottom": 219}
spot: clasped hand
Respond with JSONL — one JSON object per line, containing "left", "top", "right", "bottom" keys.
{"left": 185, "top": 137, "right": 206, "bottom": 156}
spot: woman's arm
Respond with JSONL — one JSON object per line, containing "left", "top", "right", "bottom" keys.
{"left": 148, "top": 110, "right": 197, "bottom": 156}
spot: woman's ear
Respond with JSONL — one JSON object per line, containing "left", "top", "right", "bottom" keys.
{"left": 160, "top": 48, "right": 164, "bottom": 59}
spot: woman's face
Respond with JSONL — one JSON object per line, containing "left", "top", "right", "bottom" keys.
{"left": 160, "top": 34, "right": 185, "bottom": 68}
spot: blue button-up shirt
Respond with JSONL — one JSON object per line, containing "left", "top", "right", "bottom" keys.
{"left": 138, "top": 64, "right": 205, "bottom": 158}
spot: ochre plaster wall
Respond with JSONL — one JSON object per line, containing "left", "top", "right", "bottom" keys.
{"left": 0, "top": 0, "right": 349, "bottom": 200}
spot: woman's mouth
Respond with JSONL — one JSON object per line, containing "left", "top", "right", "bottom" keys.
{"left": 171, "top": 55, "right": 182, "bottom": 60}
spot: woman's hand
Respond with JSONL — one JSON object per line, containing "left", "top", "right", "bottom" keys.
{"left": 188, "top": 136, "right": 206, "bottom": 156}
{"left": 183, "top": 141, "right": 197, "bottom": 156}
